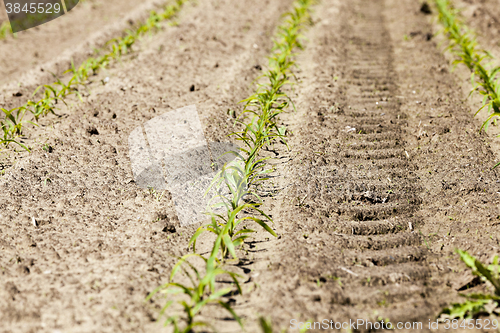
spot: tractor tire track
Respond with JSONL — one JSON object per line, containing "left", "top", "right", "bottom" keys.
{"left": 279, "top": 0, "right": 450, "bottom": 324}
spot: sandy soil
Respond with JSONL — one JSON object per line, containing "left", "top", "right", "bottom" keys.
{"left": 0, "top": 0, "right": 500, "bottom": 332}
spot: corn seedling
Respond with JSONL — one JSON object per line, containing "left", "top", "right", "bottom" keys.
{"left": 146, "top": 253, "right": 243, "bottom": 332}
{"left": 440, "top": 249, "right": 500, "bottom": 319}
{"left": 0, "top": 107, "right": 33, "bottom": 151}
{"left": 260, "top": 317, "right": 275, "bottom": 333}
{"left": 260, "top": 317, "right": 291, "bottom": 333}
{"left": 0, "top": 21, "right": 12, "bottom": 39}
{"left": 435, "top": 0, "right": 500, "bottom": 168}
{"left": 191, "top": 149, "right": 274, "bottom": 242}
{"left": 190, "top": 156, "right": 277, "bottom": 259}
{"left": 0, "top": 0, "right": 188, "bottom": 151}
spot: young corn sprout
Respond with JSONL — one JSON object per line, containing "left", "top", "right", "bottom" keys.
{"left": 190, "top": 153, "right": 276, "bottom": 259}
{"left": 146, "top": 253, "right": 242, "bottom": 332}
{"left": 440, "top": 250, "right": 500, "bottom": 319}
{"left": 0, "top": 107, "right": 33, "bottom": 151}
{"left": 0, "top": 21, "right": 12, "bottom": 40}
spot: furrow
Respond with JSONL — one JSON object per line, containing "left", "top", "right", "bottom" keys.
{"left": 346, "top": 246, "right": 428, "bottom": 266}
{"left": 332, "top": 217, "right": 417, "bottom": 235}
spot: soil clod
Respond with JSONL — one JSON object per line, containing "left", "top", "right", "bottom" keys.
{"left": 420, "top": 2, "right": 432, "bottom": 14}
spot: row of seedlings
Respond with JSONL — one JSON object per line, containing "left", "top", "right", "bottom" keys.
{"left": 0, "top": 0, "right": 188, "bottom": 151}
{"left": 435, "top": 0, "right": 500, "bottom": 167}
{"left": 146, "top": 1, "right": 316, "bottom": 332}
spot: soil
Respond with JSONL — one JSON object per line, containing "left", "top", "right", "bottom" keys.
{"left": 1, "top": 0, "right": 500, "bottom": 332}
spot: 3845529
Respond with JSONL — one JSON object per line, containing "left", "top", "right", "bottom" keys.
{"left": 5, "top": 2, "right": 62, "bottom": 14}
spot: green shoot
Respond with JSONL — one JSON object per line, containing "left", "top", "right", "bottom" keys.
{"left": 148, "top": 187, "right": 166, "bottom": 202}
{"left": 440, "top": 249, "right": 500, "bottom": 319}
{"left": 146, "top": 253, "right": 242, "bottom": 332}
{"left": 0, "top": 21, "right": 12, "bottom": 40}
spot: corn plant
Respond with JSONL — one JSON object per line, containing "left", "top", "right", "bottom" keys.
{"left": 441, "top": 249, "right": 500, "bottom": 318}
{"left": 146, "top": 253, "right": 243, "bottom": 332}
{"left": 435, "top": 0, "right": 500, "bottom": 167}
{"left": 260, "top": 317, "right": 277, "bottom": 333}
{"left": 237, "top": 84, "right": 291, "bottom": 151}
{"left": 0, "top": 107, "right": 33, "bottom": 151}
{"left": 0, "top": 0, "right": 188, "bottom": 151}
{"left": 148, "top": 186, "right": 166, "bottom": 202}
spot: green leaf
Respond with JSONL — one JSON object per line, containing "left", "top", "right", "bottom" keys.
{"left": 217, "top": 300, "right": 243, "bottom": 328}
{"left": 480, "top": 112, "right": 500, "bottom": 132}
{"left": 457, "top": 249, "right": 476, "bottom": 269}
{"left": 189, "top": 226, "right": 206, "bottom": 253}
{"left": 222, "top": 233, "right": 237, "bottom": 259}
{"left": 475, "top": 259, "right": 500, "bottom": 294}
{"left": 244, "top": 216, "right": 277, "bottom": 237}
{"left": 441, "top": 299, "right": 489, "bottom": 319}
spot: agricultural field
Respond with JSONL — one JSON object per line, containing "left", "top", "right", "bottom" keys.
{"left": 0, "top": 0, "right": 500, "bottom": 332}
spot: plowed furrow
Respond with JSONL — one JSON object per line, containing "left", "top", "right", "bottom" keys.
{"left": 346, "top": 246, "right": 428, "bottom": 266}
{"left": 340, "top": 148, "right": 404, "bottom": 159}
{"left": 332, "top": 217, "right": 416, "bottom": 235}
{"left": 344, "top": 131, "right": 402, "bottom": 141}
